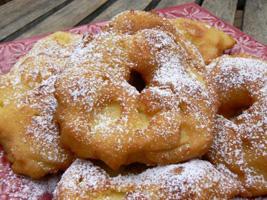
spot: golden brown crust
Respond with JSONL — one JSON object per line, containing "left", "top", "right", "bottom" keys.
{"left": 0, "top": 32, "right": 82, "bottom": 178}
{"left": 105, "top": 10, "right": 235, "bottom": 65}
{"left": 54, "top": 159, "right": 241, "bottom": 200}
{"left": 206, "top": 55, "right": 267, "bottom": 197}
{"left": 105, "top": 10, "right": 206, "bottom": 74}
{"left": 170, "top": 17, "right": 236, "bottom": 64}
{"left": 55, "top": 27, "right": 215, "bottom": 170}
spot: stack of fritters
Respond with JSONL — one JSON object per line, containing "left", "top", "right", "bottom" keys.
{"left": 0, "top": 11, "right": 266, "bottom": 199}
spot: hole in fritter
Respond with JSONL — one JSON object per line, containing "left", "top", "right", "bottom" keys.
{"left": 128, "top": 70, "right": 146, "bottom": 92}
{"left": 218, "top": 90, "right": 254, "bottom": 120}
{"left": 0, "top": 100, "right": 3, "bottom": 108}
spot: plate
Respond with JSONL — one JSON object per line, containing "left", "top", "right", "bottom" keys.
{"left": 0, "top": 3, "right": 266, "bottom": 199}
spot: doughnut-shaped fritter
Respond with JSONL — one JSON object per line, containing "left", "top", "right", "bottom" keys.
{"left": 54, "top": 159, "right": 241, "bottom": 200}
{"left": 0, "top": 32, "right": 82, "bottom": 178}
{"left": 206, "top": 55, "right": 267, "bottom": 197}
{"left": 106, "top": 10, "right": 235, "bottom": 67}
{"left": 55, "top": 29, "right": 216, "bottom": 170}
{"left": 105, "top": 10, "right": 206, "bottom": 74}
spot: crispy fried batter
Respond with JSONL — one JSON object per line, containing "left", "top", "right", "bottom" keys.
{"left": 105, "top": 10, "right": 206, "bottom": 74}
{"left": 170, "top": 18, "right": 236, "bottom": 64}
{"left": 206, "top": 55, "right": 267, "bottom": 197}
{"left": 54, "top": 159, "right": 241, "bottom": 200}
{"left": 105, "top": 10, "right": 235, "bottom": 64}
{"left": 0, "top": 32, "right": 83, "bottom": 178}
{"left": 55, "top": 28, "right": 215, "bottom": 170}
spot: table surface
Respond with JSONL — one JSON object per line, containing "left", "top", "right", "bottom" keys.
{"left": 0, "top": 0, "right": 266, "bottom": 44}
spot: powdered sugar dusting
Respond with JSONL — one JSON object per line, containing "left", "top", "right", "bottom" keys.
{"left": 142, "top": 29, "right": 214, "bottom": 132}
{"left": 0, "top": 32, "right": 83, "bottom": 177}
{"left": 54, "top": 159, "right": 240, "bottom": 199}
{"left": 207, "top": 55, "right": 267, "bottom": 195}
{"left": 55, "top": 28, "right": 215, "bottom": 169}
{"left": 0, "top": 8, "right": 265, "bottom": 200}
{"left": 208, "top": 55, "right": 267, "bottom": 99}
{"left": 23, "top": 76, "right": 71, "bottom": 163}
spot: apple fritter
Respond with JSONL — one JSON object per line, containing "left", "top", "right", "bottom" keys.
{"left": 0, "top": 32, "right": 83, "bottom": 179}
{"left": 54, "top": 159, "right": 241, "bottom": 200}
{"left": 55, "top": 29, "right": 216, "bottom": 170}
{"left": 105, "top": 10, "right": 235, "bottom": 64}
{"left": 206, "top": 55, "right": 267, "bottom": 197}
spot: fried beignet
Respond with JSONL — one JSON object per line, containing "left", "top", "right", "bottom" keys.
{"left": 0, "top": 32, "right": 83, "bottom": 178}
{"left": 206, "top": 55, "right": 267, "bottom": 197}
{"left": 54, "top": 159, "right": 241, "bottom": 200}
{"left": 55, "top": 29, "right": 216, "bottom": 170}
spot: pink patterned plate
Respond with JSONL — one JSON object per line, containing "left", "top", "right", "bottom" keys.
{"left": 0, "top": 3, "right": 266, "bottom": 200}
